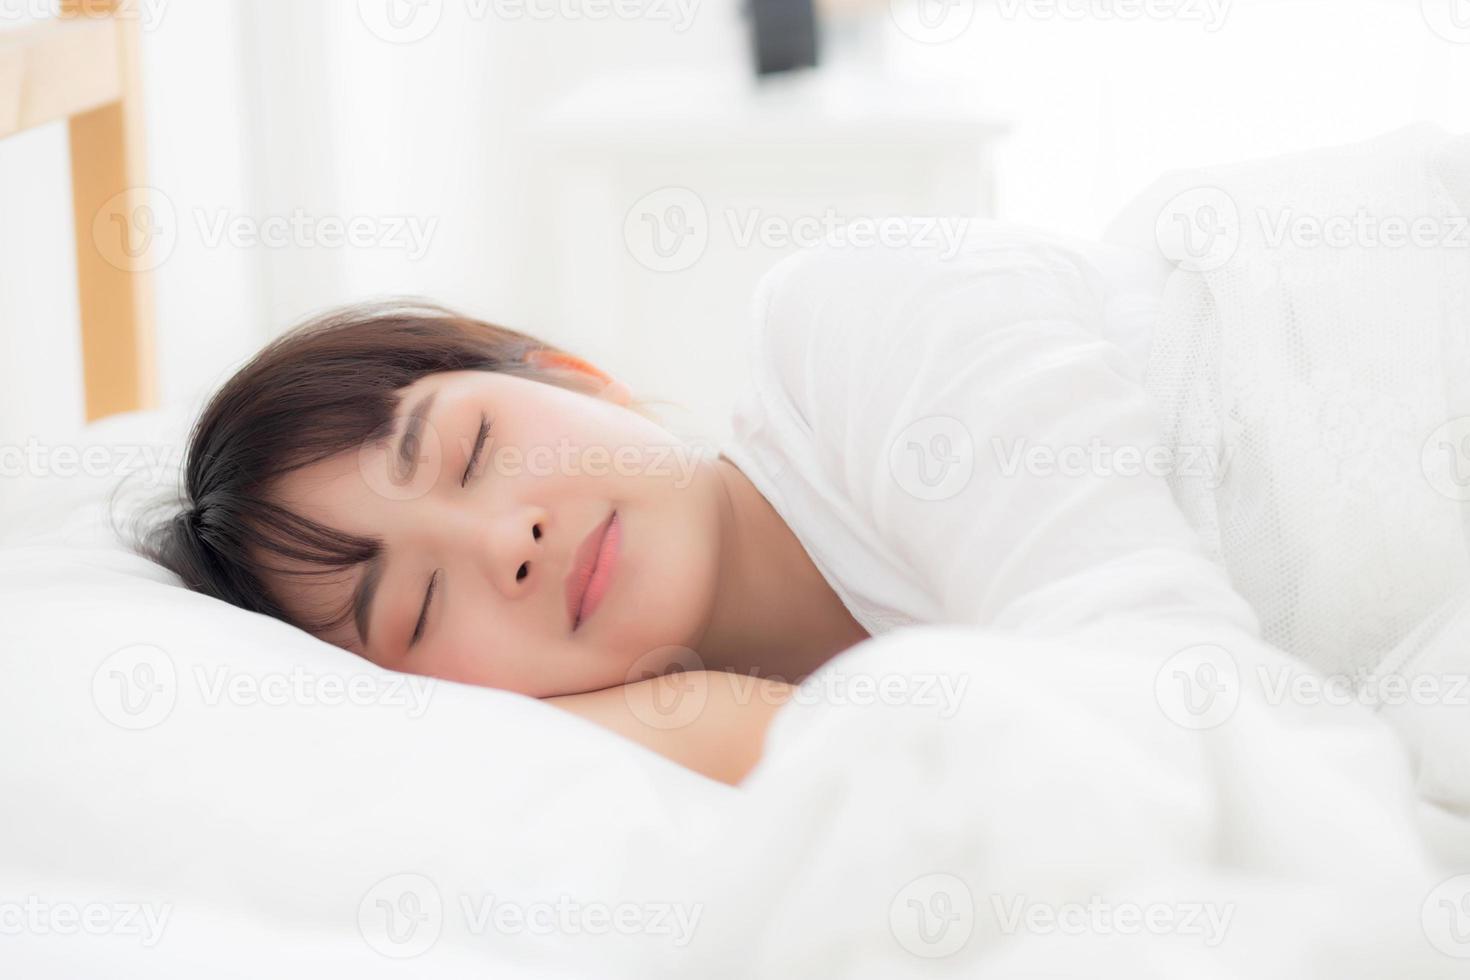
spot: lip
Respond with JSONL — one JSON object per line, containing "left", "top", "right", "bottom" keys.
{"left": 565, "top": 510, "right": 618, "bottom": 632}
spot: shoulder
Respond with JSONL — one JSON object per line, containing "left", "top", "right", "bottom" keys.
{"left": 742, "top": 224, "right": 1115, "bottom": 430}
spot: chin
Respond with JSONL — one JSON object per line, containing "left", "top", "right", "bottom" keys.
{"left": 593, "top": 506, "right": 721, "bottom": 678}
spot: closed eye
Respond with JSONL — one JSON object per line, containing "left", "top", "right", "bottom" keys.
{"left": 410, "top": 569, "right": 440, "bottom": 647}
{"left": 461, "top": 413, "right": 491, "bottom": 487}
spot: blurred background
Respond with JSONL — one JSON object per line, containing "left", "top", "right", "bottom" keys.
{"left": 3, "top": 0, "right": 1469, "bottom": 452}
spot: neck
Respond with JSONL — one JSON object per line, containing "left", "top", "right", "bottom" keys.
{"left": 694, "top": 455, "right": 871, "bottom": 683}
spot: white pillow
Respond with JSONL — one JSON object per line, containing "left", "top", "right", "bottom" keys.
{"left": 0, "top": 408, "right": 734, "bottom": 975}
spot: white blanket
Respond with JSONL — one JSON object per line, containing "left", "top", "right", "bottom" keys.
{"left": 1139, "top": 122, "right": 1470, "bottom": 865}
{"left": 661, "top": 626, "right": 1462, "bottom": 977}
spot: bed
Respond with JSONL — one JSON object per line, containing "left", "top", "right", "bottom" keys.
{"left": 1, "top": 8, "right": 736, "bottom": 975}
{"left": 3, "top": 9, "right": 1467, "bottom": 976}
{"left": 1, "top": 0, "right": 154, "bottom": 421}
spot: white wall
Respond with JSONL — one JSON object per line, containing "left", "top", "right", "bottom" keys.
{"left": 880, "top": 0, "right": 1470, "bottom": 236}
{"left": 0, "top": 121, "right": 84, "bottom": 446}
{"left": 3, "top": 0, "right": 1469, "bottom": 452}
{"left": 237, "top": 0, "right": 753, "bottom": 371}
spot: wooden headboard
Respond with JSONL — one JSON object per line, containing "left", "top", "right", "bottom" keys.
{"left": 0, "top": 0, "right": 155, "bottom": 420}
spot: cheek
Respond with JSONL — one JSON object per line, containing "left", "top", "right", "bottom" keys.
{"left": 423, "top": 614, "right": 590, "bottom": 698}
{"left": 606, "top": 485, "right": 724, "bottom": 665}
{"left": 422, "top": 619, "right": 536, "bottom": 692}
{"left": 545, "top": 403, "right": 660, "bottom": 467}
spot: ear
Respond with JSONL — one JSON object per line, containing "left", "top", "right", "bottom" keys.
{"left": 524, "top": 348, "right": 634, "bottom": 407}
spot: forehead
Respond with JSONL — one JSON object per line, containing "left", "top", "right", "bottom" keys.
{"left": 258, "top": 450, "right": 380, "bottom": 650}
{"left": 270, "top": 370, "right": 502, "bottom": 523}
{"left": 272, "top": 449, "right": 380, "bottom": 529}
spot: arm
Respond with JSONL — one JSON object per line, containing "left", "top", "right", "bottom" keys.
{"left": 547, "top": 670, "right": 794, "bottom": 786}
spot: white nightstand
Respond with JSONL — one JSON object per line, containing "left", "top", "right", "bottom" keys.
{"left": 530, "top": 67, "right": 1007, "bottom": 446}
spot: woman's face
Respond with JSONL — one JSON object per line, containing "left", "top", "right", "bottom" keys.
{"left": 265, "top": 368, "right": 724, "bottom": 698}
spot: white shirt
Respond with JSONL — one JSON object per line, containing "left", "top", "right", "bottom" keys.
{"left": 717, "top": 221, "right": 1261, "bottom": 642}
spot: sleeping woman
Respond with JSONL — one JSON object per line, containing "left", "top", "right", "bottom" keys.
{"left": 136, "top": 222, "right": 1262, "bottom": 786}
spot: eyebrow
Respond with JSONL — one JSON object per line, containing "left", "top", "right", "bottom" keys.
{"left": 349, "top": 390, "right": 438, "bottom": 651}
{"left": 351, "top": 555, "right": 384, "bottom": 650}
{"left": 395, "top": 391, "right": 438, "bottom": 483}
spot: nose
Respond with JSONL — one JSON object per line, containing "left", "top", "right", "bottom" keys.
{"left": 445, "top": 503, "right": 548, "bottom": 599}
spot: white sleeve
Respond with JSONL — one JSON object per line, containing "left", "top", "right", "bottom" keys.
{"left": 749, "top": 229, "right": 1260, "bottom": 639}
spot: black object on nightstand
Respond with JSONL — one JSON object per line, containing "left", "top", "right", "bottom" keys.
{"left": 745, "top": 0, "right": 820, "bottom": 76}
